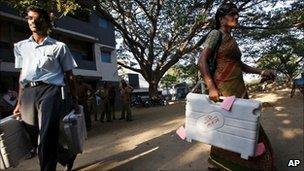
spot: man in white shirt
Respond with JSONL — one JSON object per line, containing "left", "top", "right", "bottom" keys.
{"left": 13, "top": 6, "right": 79, "bottom": 171}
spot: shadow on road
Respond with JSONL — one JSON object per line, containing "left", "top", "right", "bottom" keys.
{"left": 77, "top": 131, "right": 209, "bottom": 171}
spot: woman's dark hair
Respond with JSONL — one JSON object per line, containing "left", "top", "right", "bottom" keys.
{"left": 215, "top": 3, "right": 238, "bottom": 29}
{"left": 26, "top": 5, "right": 52, "bottom": 29}
{"left": 121, "top": 80, "right": 127, "bottom": 87}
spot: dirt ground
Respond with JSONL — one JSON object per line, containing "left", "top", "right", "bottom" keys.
{"left": 10, "top": 88, "right": 303, "bottom": 171}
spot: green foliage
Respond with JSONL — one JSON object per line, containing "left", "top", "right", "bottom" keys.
{"left": 161, "top": 53, "right": 199, "bottom": 87}
{"left": 0, "top": 0, "right": 80, "bottom": 18}
{"left": 257, "top": 37, "right": 303, "bottom": 80}
{"left": 4, "top": 0, "right": 303, "bottom": 96}
{"left": 97, "top": 0, "right": 303, "bottom": 96}
{"left": 160, "top": 74, "right": 177, "bottom": 87}
{"left": 173, "top": 56, "right": 199, "bottom": 85}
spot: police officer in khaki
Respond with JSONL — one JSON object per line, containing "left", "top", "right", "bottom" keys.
{"left": 13, "top": 6, "right": 78, "bottom": 171}
{"left": 97, "top": 82, "right": 111, "bottom": 122}
{"left": 119, "top": 80, "right": 133, "bottom": 121}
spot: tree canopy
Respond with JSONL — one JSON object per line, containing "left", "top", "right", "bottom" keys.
{"left": 257, "top": 35, "right": 304, "bottom": 81}
{"left": 2, "top": 0, "right": 303, "bottom": 96}
{"left": 95, "top": 0, "right": 303, "bottom": 96}
{"left": 1, "top": 0, "right": 80, "bottom": 18}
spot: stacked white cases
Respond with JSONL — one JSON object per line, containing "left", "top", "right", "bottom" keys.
{"left": 185, "top": 93, "right": 262, "bottom": 160}
{"left": 0, "top": 116, "right": 31, "bottom": 169}
{"left": 62, "top": 105, "right": 87, "bottom": 155}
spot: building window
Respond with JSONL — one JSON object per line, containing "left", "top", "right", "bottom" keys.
{"left": 0, "top": 21, "right": 12, "bottom": 61}
{"left": 57, "top": 35, "right": 93, "bottom": 61}
{"left": 0, "top": 21, "right": 10, "bottom": 43}
{"left": 100, "top": 50, "right": 111, "bottom": 63}
{"left": 71, "top": 51, "right": 87, "bottom": 60}
{"left": 98, "top": 18, "right": 108, "bottom": 28}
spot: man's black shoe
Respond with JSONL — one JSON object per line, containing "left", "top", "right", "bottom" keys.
{"left": 119, "top": 117, "right": 125, "bottom": 120}
{"left": 25, "top": 148, "right": 37, "bottom": 160}
{"left": 64, "top": 154, "right": 77, "bottom": 171}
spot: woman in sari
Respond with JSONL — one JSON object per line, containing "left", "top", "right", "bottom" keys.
{"left": 198, "top": 2, "right": 276, "bottom": 171}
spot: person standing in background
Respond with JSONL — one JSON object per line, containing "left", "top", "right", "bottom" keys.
{"left": 108, "top": 84, "right": 116, "bottom": 120}
{"left": 119, "top": 80, "right": 134, "bottom": 121}
{"left": 98, "top": 82, "right": 111, "bottom": 122}
{"left": 86, "top": 88, "right": 97, "bottom": 124}
{"left": 76, "top": 76, "right": 93, "bottom": 130}
{"left": 94, "top": 92, "right": 101, "bottom": 121}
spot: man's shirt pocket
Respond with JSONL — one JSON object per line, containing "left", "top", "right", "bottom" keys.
{"left": 38, "top": 54, "right": 59, "bottom": 73}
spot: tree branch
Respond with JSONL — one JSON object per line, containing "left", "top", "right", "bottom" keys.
{"left": 184, "top": 31, "right": 210, "bottom": 53}
{"left": 123, "top": 38, "right": 148, "bottom": 70}
{"left": 134, "top": 0, "right": 153, "bottom": 21}
{"left": 239, "top": 0, "right": 267, "bottom": 11}
{"left": 117, "top": 61, "right": 141, "bottom": 73}
{"left": 160, "top": 53, "right": 182, "bottom": 76}
{"left": 94, "top": 0, "right": 144, "bottom": 50}
{"left": 237, "top": 24, "right": 296, "bottom": 30}
{"left": 238, "top": 0, "right": 254, "bottom": 11}
{"left": 296, "top": 56, "right": 304, "bottom": 65}
{"left": 147, "top": 0, "right": 162, "bottom": 69}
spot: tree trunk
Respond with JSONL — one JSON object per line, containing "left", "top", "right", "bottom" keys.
{"left": 148, "top": 82, "right": 159, "bottom": 98}
{"left": 286, "top": 76, "right": 293, "bottom": 88}
{"left": 146, "top": 71, "right": 163, "bottom": 98}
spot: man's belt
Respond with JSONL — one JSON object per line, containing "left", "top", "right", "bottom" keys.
{"left": 25, "top": 81, "right": 47, "bottom": 88}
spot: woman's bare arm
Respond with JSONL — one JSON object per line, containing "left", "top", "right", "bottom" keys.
{"left": 198, "top": 48, "right": 217, "bottom": 90}
{"left": 240, "top": 62, "right": 276, "bottom": 81}
{"left": 198, "top": 48, "right": 220, "bottom": 101}
{"left": 240, "top": 62, "right": 262, "bottom": 74}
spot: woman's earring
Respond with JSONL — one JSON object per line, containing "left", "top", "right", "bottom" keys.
{"left": 220, "top": 18, "right": 225, "bottom": 26}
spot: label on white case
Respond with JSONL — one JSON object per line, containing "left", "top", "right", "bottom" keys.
{"left": 196, "top": 112, "right": 224, "bottom": 131}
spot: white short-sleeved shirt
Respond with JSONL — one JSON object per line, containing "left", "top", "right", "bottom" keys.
{"left": 14, "top": 36, "right": 78, "bottom": 87}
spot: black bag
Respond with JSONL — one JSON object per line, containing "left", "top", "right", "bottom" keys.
{"left": 208, "top": 30, "right": 223, "bottom": 76}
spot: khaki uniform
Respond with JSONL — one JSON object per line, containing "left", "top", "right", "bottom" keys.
{"left": 120, "top": 85, "right": 133, "bottom": 121}
{"left": 98, "top": 86, "right": 110, "bottom": 122}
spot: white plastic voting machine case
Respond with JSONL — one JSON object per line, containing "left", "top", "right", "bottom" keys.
{"left": 62, "top": 105, "right": 87, "bottom": 155}
{"left": 185, "top": 82, "right": 262, "bottom": 160}
{"left": 0, "top": 116, "right": 31, "bottom": 169}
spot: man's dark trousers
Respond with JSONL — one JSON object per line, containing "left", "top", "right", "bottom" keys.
{"left": 20, "top": 84, "right": 69, "bottom": 171}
